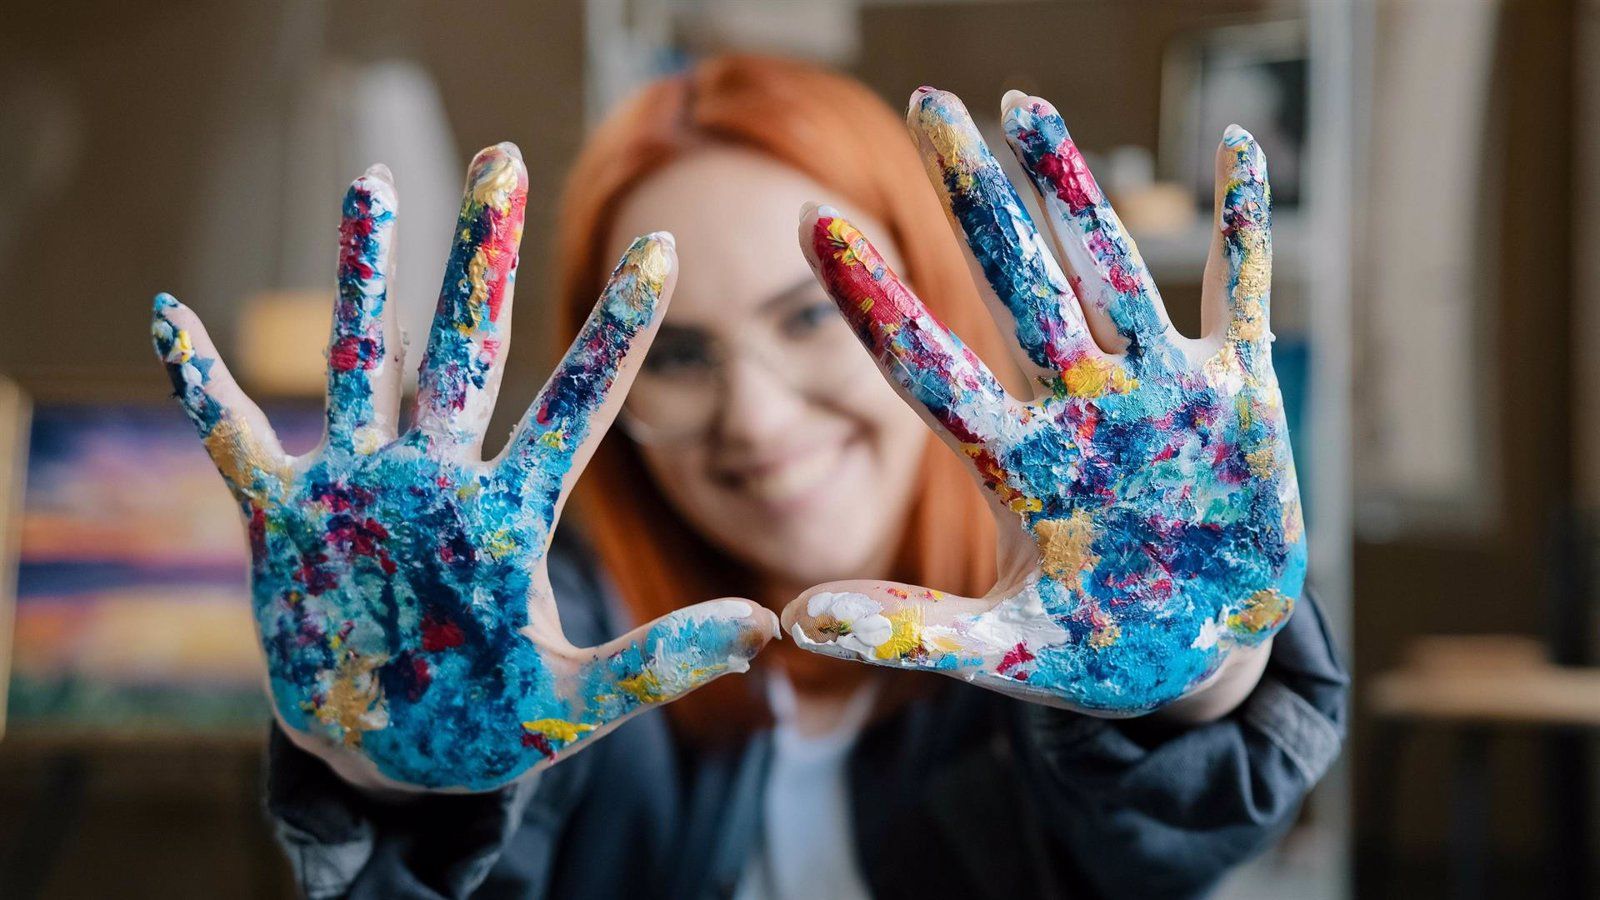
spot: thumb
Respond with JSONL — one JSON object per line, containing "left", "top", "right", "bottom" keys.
{"left": 782, "top": 580, "right": 998, "bottom": 670}
{"left": 576, "top": 599, "right": 777, "bottom": 725}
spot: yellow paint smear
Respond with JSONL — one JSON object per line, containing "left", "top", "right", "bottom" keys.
{"left": 1061, "top": 356, "right": 1137, "bottom": 399}
{"left": 874, "top": 606, "right": 924, "bottom": 660}
{"left": 522, "top": 719, "right": 595, "bottom": 743}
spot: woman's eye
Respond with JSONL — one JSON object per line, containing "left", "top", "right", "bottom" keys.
{"left": 641, "top": 334, "right": 716, "bottom": 377}
{"left": 780, "top": 301, "right": 837, "bottom": 338}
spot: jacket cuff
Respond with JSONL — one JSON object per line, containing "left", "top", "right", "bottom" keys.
{"left": 1241, "top": 676, "right": 1342, "bottom": 785}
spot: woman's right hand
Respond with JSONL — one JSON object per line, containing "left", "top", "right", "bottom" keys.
{"left": 151, "top": 143, "right": 776, "bottom": 794}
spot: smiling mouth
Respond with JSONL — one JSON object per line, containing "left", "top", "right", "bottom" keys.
{"left": 724, "top": 438, "right": 853, "bottom": 507}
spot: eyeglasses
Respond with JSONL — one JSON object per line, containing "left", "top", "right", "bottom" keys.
{"left": 621, "top": 293, "right": 876, "bottom": 445}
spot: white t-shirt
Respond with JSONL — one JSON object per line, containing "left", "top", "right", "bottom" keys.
{"left": 733, "top": 674, "right": 880, "bottom": 900}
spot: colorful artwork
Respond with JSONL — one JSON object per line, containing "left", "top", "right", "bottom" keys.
{"left": 789, "top": 89, "right": 1305, "bottom": 713}
{"left": 8, "top": 403, "right": 319, "bottom": 732}
{"left": 152, "top": 145, "right": 770, "bottom": 790}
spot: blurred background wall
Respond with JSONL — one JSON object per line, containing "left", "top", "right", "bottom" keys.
{"left": 0, "top": 1, "right": 1595, "bottom": 898}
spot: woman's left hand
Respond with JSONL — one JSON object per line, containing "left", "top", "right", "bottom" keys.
{"left": 782, "top": 88, "right": 1305, "bottom": 716}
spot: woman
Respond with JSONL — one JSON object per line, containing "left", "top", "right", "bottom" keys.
{"left": 153, "top": 55, "right": 1345, "bottom": 899}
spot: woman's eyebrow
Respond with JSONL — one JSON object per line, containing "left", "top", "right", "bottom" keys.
{"left": 758, "top": 276, "right": 826, "bottom": 312}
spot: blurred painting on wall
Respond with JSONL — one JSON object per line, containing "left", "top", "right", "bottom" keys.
{"left": 5, "top": 403, "right": 320, "bottom": 735}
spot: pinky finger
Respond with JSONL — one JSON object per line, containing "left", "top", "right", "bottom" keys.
{"left": 151, "top": 293, "right": 289, "bottom": 501}
{"left": 1204, "top": 126, "right": 1273, "bottom": 366}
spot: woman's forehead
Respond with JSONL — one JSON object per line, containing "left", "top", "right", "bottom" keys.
{"left": 605, "top": 147, "right": 893, "bottom": 323}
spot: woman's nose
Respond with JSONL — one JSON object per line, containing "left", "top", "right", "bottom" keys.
{"left": 713, "top": 355, "right": 806, "bottom": 449}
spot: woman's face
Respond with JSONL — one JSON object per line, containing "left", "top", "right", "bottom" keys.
{"left": 606, "top": 146, "right": 927, "bottom": 592}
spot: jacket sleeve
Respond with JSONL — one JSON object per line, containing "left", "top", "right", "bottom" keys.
{"left": 266, "top": 725, "right": 543, "bottom": 900}
{"left": 1015, "top": 592, "right": 1349, "bottom": 900}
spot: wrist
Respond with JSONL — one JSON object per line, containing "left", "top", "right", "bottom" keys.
{"left": 1151, "top": 638, "right": 1274, "bottom": 724}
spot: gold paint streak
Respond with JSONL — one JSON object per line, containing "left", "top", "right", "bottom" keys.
{"left": 1229, "top": 229, "right": 1270, "bottom": 343}
{"left": 919, "top": 112, "right": 983, "bottom": 179}
{"left": 469, "top": 154, "right": 521, "bottom": 209}
{"left": 1228, "top": 589, "right": 1294, "bottom": 636}
{"left": 462, "top": 249, "right": 491, "bottom": 333}
{"left": 632, "top": 240, "right": 671, "bottom": 294}
{"left": 204, "top": 417, "right": 285, "bottom": 500}
{"left": 1034, "top": 511, "right": 1100, "bottom": 585}
{"left": 316, "top": 652, "right": 389, "bottom": 747}
{"left": 1246, "top": 447, "right": 1277, "bottom": 479}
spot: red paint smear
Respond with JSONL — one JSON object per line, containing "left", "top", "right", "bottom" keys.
{"left": 248, "top": 506, "right": 267, "bottom": 558}
{"left": 812, "top": 215, "right": 923, "bottom": 338}
{"left": 1031, "top": 135, "right": 1102, "bottom": 213}
{"left": 295, "top": 551, "right": 335, "bottom": 596}
{"left": 476, "top": 189, "right": 526, "bottom": 326}
{"left": 421, "top": 615, "right": 465, "bottom": 652}
{"left": 524, "top": 731, "right": 556, "bottom": 760}
{"left": 998, "top": 642, "right": 1035, "bottom": 674}
{"left": 338, "top": 190, "right": 378, "bottom": 283}
{"left": 1107, "top": 264, "right": 1141, "bottom": 295}
{"left": 1075, "top": 405, "right": 1100, "bottom": 445}
{"left": 330, "top": 336, "right": 380, "bottom": 372}
{"left": 812, "top": 213, "right": 991, "bottom": 445}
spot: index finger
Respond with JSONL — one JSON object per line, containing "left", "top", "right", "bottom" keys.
{"left": 799, "top": 203, "right": 1017, "bottom": 450}
{"left": 496, "top": 234, "right": 676, "bottom": 532}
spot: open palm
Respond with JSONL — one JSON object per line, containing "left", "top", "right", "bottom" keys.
{"left": 153, "top": 145, "right": 773, "bottom": 791}
{"left": 784, "top": 89, "right": 1304, "bottom": 714}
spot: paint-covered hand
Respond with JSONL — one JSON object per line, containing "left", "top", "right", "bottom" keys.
{"left": 783, "top": 89, "right": 1305, "bottom": 715}
{"left": 152, "top": 145, "right": 775, "bottom": 791}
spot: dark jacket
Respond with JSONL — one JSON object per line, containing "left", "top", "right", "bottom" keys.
{"left": 266, "top": 532, "right": 1347, "bottom": 900}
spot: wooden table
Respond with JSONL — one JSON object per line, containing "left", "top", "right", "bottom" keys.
{"left": 1367, "top": 636, "right": 1600, "bottom": 900}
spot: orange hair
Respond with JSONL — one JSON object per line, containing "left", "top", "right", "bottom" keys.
{"left": 555, "top": 54, "right": 1009, "bottom": 741}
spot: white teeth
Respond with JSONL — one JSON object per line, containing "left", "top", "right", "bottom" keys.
{"left": 740, "top": 442, "right": 844, "bottom": 503}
